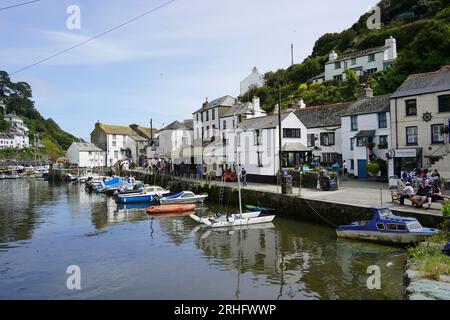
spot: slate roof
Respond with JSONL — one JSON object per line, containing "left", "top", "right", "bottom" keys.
{"left": 70, "top": 142, "right": 103, "bottom": 152}
{"left": 0, "top": 133, "right": 13, "bottom": 139}
{"left": 295, "top": 102, "right": 352, "bottom": 128}
{"left": 193, "top": 95, "right": 236, "bottom": 113}
{"left": 325, "top": 46, "right": 389, "bottom": 64}
{"left": 238, "top": 113, "right": 291, "bottom": 130}
{"left": 390, "top": 66, "right": 450, "bottom": 99}
{"left": 98, "top": 124, "right": 147, "bottom": 141}
{"left": 342, "top": 95, "right": 391, "bottom": 117}
{"left": 130, "top": 125, "right": 158, "bottom": 140}
{"left": 160, "top": 119, "right": 194, "bottom": 131}
{"left": 221, "top": 102, "right": 266, "bottom": 118}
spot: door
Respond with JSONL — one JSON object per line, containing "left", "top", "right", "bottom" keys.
{"left": 357, "top": 159, "right": 368, "bottom": 179}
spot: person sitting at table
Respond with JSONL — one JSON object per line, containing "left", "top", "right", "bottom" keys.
{"left": 399, "top": 182, "right": 419, "bottom": 206}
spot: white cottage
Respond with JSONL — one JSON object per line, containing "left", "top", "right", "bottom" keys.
{"left": 66, "top": 142, "right": 106, "bottom": 168}
{"left": 240, "top": 67, "right": 264, "bottom": 96}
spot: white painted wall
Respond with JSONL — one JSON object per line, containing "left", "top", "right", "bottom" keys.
{"left": 240, "top": 67, "right": 264, "bottom": 96}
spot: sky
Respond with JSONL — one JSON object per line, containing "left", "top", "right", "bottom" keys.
{"left": 1, "top": 0, "right": 376, "bottom": 140}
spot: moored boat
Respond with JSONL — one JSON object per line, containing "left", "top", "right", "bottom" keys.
{"left": 336, "top": 205, "right": 440, "bottom": 245}
{"left": 189, "top": 211, "right": 261, "bottom": 224}
{"left": 159, "top": 191, "right": 208, "bottom": 205}
{"left": 199, "top": 214, "right": 275, "bottom": 228}
{"left": 147, "top": 203, "right": 196, "bottom": 214}
{"left": 116, "top": 185, "right": 170, "bottom": 204}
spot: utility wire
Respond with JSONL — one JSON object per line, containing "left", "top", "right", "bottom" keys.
{"left": 10, "top": 0, "right": 177, "bottom": 75}
{"left": 0, "top": 0, "right": 40, "bottom": 11}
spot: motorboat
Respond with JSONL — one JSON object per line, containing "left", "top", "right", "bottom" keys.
{"left": 159, "top": 191, "right": 208, "bottom": 205}
{"left": 147, "top": 204, "right": 196, "bottom": 214}
{"left": 189, "top": 211, "right": 262, "bottom": 225}
{"left": 116, "top": 185, "right": 170, "bottom": 204}
{"left": 336, "top": 205, "right": 440, "bottom": 245}
{"left": 198, "top": 214, "right": 275, "bottom": 228}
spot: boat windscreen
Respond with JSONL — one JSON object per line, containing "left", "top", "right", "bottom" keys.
{"left": 379, "top": 208, "right": 392, "bottom": 218}
{"left": 407, "top": 222, "right": 423, "bottom": 231}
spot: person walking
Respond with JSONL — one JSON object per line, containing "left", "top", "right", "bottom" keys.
{"left": 241, "top": 168, "right": 247, "bottom": 187}
{"left": 342, "top": 160, "right": 348, "bottom": 181}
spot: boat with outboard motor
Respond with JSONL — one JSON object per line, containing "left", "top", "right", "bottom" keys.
{"left": 116, "top": 185, "right": 170, "bottom": 203}
{"left": 159, "top": 191, "right": 208, "bottom": 205}
{"left": 336, "top": 205, "right": 440, "bottom": 245}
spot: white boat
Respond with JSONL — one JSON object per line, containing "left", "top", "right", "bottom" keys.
{"left": 116, "top": 185, "right": 171, "bottom": 203}
{"left": 190, "top": 211, "right": 261, "bottom": 224}
{"left": 200, "top": 215, "right": 275, "bottom": 228}
{"left": 159, "top": 191, "right": 208, "bottom": 205}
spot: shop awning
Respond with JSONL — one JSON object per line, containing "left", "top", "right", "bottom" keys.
{"left": 354, "top": 130, "right": 376, "bottom": 138}
{"left": 282, "top": 142, "right": 311, "bottom": 152}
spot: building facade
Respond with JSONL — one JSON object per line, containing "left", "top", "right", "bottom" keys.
{"left": 3, "top": 112, "right": 30, "bottom": 149}
{"left": 240, "top": 67, "right": 264, "bottom": 96}
{"left": 324, "top": 36, "right": 397, "bottom": 82}
{"left": 390, "top": 66, "right": 450, "bottom": 178}
{"left": 157, "top": 120, "right": 194, "bottom": 164}
{"left": 66, "top": 142, "right": 106, "bottom": 168}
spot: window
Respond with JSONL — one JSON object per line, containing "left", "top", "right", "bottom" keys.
{"left": 212, "top": 125, "right": 216, "bottom": 136}
{"left": 114, "top": 151, "right": 118, "bottom": 158}
{"left": 232, "top": 119, "right": 235, "bottom": 128}
{"left": 333, "top": 74, "right": 343, "bottom": 81}
{"left": 405, "top": 99, "right": 417, "bottom": 116}
{"left": 350, "top": 138, "right": 355, "bottom": 150}
{"left": 376, "top": 223, "right": 385, "bottom": 230}
{"left": 356, "top": 137, "right": 368, "bottom": 147}
{"left": 307, "top": 134, "right": 315, "bottom": 147}
{"left": 205, "top": 111, "right": 209, "bottom": 121}
{"left": 196, "top": 113, "right": 199, "bottom": 122}
{"left": 406, "top": 126, "right": 418, "bottom": 145}
{"left": 379, "top": 135, "right": 388, "bottom": 149}
{"left": 283, "top": 128, "right": 301, "bottom": 138}
{"left": 368, "top": 54, "right": 375, "bottom": 62}
{"left": 112, "top": 140, "right": 117, "bottom": 147}
{"left": 112, "top": 134, "right": 117, "bottom": 140}
{"left": 211, "top": 109, "right": 215, "bottom": 120}
{"left": 322, "top": 153, "right": 339, "bottom": 163}
{"left": 378, "top": 112, "right": 387, "bottom": 128}
{"left": 367, "top": 68, "right": 377, "bottom": 75}
{"left": 438, "top": 95, "right": 450, "bottom": 113}
{"left": 254, "top": 130, "right": 261, "bottom": 146}
{"left": 206, "top": 126, "right": 209, "bottom": 138}
{"left": 431, "top": 124, "right": 444, "bottom": 144}
{"left": 334, "top": 62, "right": 341, "bottom": 69}
{"left": 383, "top": 62, "right": 391, "bottom": 71}
{"left": 351, "top": 115, "right": 358, "bottom": 131}
{"left": 320, "top": 132, "right": 335, "bottom": 146}
{"left": 223, "top": 120, "right": 226, "bottom": 130}
{"left": 257, "top": 152, "right": 263, "bottom": 167}
{"left": 351, "top": 58, "right": 356, "bottom": 65}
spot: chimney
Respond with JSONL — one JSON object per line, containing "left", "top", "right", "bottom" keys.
{"left": 358, "top": 84, "right": 374, "bottom": 100}
{"left": 252, "top": 66, "right": 258, "bottom": 73}
{"left": 274, "top": 104, "right": 280, "bottom": 114}
{"left": 202, "top": 98, "right": 208, "bottom": 109}
{"left": 299, "top": 99, "right": 306, "bottom": 109}
{"left": 129, "top": 124, "right": 139, "bottom": 132}
{"left": 252, "top": 96, "right": 261, "bottom": 112}
{"left": 385, "top": 36, "right": 397, "bottom": 61}
{"left": 329, "top": 51, "right": 338, "bottom": 62}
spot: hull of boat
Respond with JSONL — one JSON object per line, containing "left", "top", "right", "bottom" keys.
{"left": 336, "top": 229, "right": 434, "bottom": 244}
{"left": 159, "top": 195, "right": 207, "bottom": 205}
{"left": 147, "top": 204, "right": 196, "bottom": 214}
{"left": 200, "top": 215, "right": 275, "bottom": 228}
{"left": 189, "top": 211, "right": 261, "bottom": 224}
{"left": 116, "top": 194, "right": 157, "bottom": 203}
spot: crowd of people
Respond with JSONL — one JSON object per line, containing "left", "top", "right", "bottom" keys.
{"left": 399, "top": 168, "right": 446, "bottom": 208}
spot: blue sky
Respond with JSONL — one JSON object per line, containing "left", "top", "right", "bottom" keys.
{"left": 1, "top": 0, "right": 376, "bottom": 140}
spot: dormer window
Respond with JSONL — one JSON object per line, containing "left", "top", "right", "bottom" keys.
{"left": 334, "top": 62, "right": 341, "bottom": 69}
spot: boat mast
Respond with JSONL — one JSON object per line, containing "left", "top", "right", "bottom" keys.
{"left": 234, "top": 112, "right": 243, "bottom": 215}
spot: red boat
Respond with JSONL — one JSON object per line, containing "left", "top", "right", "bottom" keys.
{"left": 147, "top": 204, "right": 196, "bottom": 214}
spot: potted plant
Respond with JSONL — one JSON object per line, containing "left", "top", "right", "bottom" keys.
{"left": 367, "top": 162, "right": 380, "bottom": 177}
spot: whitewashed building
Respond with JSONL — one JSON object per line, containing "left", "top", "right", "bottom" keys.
{"left": 3, "top": 112, "right": 30, "bottom": 149}
{"left": 323, "top": 36, "right": 397, "bottom": 82}
{"left": 90, "top": 122, "right": 148, "bottom": 167}
{"left": 157, "top": 119, "right": 194, "bottom": 164}
{"left": 341, "top": 91, "right": 391, "bottom": 179}
{"left": 224, "top": 112, "right": 312, "bottom": 183}
{"left": 295, "top": 102, "right": 352, "bottom": 166}
{"left": 0, "top": 133, "right": 14, "bottom": 149}
{"left": 240, "top": 67, "right": 264, "bottom": 96}
{"left": 66, "top": 142, "right": 106, "bottom": 168}
{"left": 390, "top": 66, "right": 450, "bottom": 178}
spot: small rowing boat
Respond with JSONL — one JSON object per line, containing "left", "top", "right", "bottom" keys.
{"left": 147, "top": 204, "right": 196, "bottom": 214}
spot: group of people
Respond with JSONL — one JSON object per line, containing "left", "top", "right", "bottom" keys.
{"left": 399, "top": 168, "right": 446, "bottom": 208}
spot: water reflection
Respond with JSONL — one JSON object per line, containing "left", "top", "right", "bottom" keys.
{"left": 0, "top": 181, "right": 406, "bottom": 300}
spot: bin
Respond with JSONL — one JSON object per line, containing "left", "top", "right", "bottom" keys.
{"left": 281, "top": 175, "right": 293, "bottom": 195}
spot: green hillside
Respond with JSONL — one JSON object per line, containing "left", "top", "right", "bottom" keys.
{"left": 0, "top": 70, "right": 79, "bottom": 159}
{"left": 240, "top": 0, "right": 450, "bottom": 110}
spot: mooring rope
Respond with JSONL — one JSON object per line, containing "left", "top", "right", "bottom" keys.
{"left": 303, "top": 198, "right": 338, "bottom": 228}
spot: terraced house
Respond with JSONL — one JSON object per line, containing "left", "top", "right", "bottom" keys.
{"left": 390, "top": 66, "right": 450, "bottom": 178}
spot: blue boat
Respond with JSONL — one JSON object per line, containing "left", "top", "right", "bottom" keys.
{"left": 116, "top": 185, "right": 170, "bottom": 204}
{"left": 336, "top": 205, "right": 439, "bottom": 245}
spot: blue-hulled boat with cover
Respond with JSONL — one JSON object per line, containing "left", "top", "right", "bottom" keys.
{"left": 116, "top": 185, "right": 170, "bottom": 204}
{"left": 336, "top": 205, "right": 439, "bottom": 245}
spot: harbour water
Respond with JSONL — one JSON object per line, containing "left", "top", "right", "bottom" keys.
{"left": 0, "top": 180, "right": 407, "bottom": 299}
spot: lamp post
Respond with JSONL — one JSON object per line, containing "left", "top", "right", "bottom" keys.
{"left": 278, "top": 83, "right": 283, "bottom": 194}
